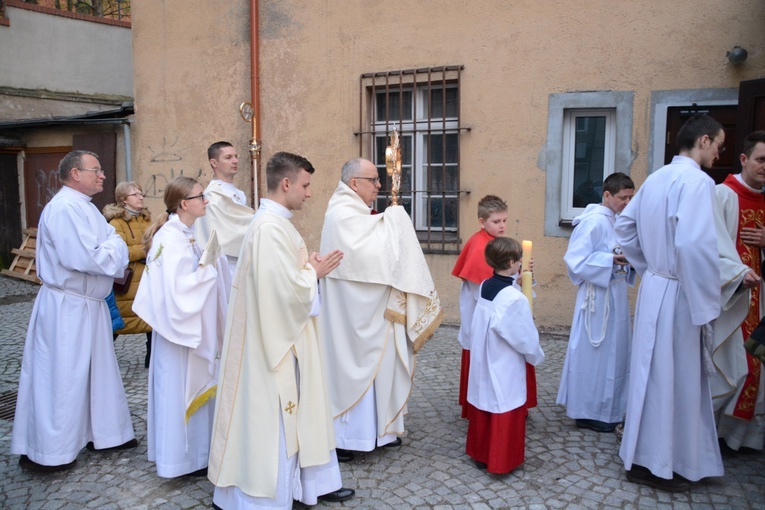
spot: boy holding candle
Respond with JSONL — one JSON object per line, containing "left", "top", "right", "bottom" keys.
{"left": 451, "top": 195, "right": 509, "bottom": 418}
{"left": 556, "top": 172, "right": 635, "bottom": 433}
{"left": 465, "top": 237, "right": 545, "bottom": 473}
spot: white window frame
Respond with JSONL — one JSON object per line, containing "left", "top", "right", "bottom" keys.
{"left": 544, "top": 91, "right": 634, "bottom": 237}
{"left": 560, "top": 108, "right": 616, "bottom": 221}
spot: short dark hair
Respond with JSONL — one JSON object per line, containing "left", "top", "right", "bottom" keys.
{"left": 742, "top": 131, "right": 765, "bottom": 158}
{"left": 676, "top": 114, "right": 723, "bottom": 152}
{"left": 484, "top": 237, "right": 522, "bottom": 271}
{"left": 602, "top": 172, "right": 634, "bottom": 196}
{"left": 266, "top": 151, "right": 315, "bottom": 192}
{"left": 477, "top": 195, "right": 508, "bottom": 220}
{"left": 208, "top": 141, "right": 234, "bottom": 161}
{"left": 58, "top": 150, "right": 98, "bottom": 182}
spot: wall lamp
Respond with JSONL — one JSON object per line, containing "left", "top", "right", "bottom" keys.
{"left": 727, "top": 46, "right": 748, "bottom": 65}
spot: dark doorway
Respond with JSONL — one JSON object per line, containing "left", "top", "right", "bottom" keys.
{"left": 23, "top": 148, "right": 69, "bottom": 230}
{"left": 664, "top": 105, "right": 738, "bottom": 184}
{"left": 734, "top": 78, "right": 765, "bottom": 157}
{"left": 0, "top": 152, "right": 22, "bottom": 269}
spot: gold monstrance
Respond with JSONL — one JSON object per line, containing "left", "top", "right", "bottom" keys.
{"left": 385, "top": 129, "right": 402, "bottom": 206}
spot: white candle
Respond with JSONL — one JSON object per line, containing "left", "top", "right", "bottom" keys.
{"left": 522, "top": 240, "right": 532, "bottom": 273}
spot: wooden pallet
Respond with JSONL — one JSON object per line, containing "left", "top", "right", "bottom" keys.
{"left": 1, "top": 228, "right": 41, "bottom": 284}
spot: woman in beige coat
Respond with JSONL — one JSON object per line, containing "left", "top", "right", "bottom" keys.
{"left": 103, "top": 181, "right": 153, "bottom": 367}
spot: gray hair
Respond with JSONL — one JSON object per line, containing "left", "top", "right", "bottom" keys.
{"left": 341, "top": 158, "right": 364, "bottom": 185}
{"left": 58, "top": 150, "right": 99, "bottom": 182}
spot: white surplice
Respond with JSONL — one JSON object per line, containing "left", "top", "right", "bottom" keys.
{"left": 132, "top": 215, "right": 228, "bottom": 477}
{"left": 208, "top": 200, "right": 341, "bottom": 508}
{"left": 196, "top": 180, "right": 255, "bottom": 278}
{"left": 468, "top": 283, "right": 544, "bottom": 414}
{"left": 10, "top": 185, "right": 134, "bottom": 465}
{"left": 319, "top": 182, "right": 443, "bottom": 451}
{"left": 557, "top": 204, "right": 634, "bottom": 423}
{"left": 712, "top": 177, "right": 765, "bottom": 450}
{"left": 615, "top": 155, "right": 723, "bottom": 481}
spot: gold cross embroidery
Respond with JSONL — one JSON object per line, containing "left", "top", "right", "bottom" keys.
{"left": 284, "top": 401, "right": 296, "bottom": 415}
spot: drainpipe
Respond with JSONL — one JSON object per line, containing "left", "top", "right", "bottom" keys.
{"left": 122, "top": 119, "right": 133, "bottom": 181}
{"left": 249, "top": 0, "right": 261, "bottom": 207}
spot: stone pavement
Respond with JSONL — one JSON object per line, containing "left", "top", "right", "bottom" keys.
{"left": 0, "top": 273, "right": 764, "bottom": 509}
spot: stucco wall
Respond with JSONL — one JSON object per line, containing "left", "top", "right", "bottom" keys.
{"left": 0, "top": 5, "right": 133, "bottom": 97}
{"left": 131, "top": 0, "right": 765, "bottom": 329}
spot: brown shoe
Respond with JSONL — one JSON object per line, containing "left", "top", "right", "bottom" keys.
{"left": 626, "top": 464, "right": 690, "bottom": 492}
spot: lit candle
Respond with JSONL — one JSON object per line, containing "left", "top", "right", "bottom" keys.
{"left": 522, "top": 240, "right": 532, "bottom": 273}
{"left": 521, "top": 270, "right": 533, "bottom": 314}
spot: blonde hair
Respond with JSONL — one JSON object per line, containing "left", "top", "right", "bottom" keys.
{"left": 114, "top": 181, "right": 142, "bottom": 205}
{"left": 142, "top": 176, "right": 197, "bottom": 253}
{"left": 477, "top": 195, "right": 508, "bottom": 220}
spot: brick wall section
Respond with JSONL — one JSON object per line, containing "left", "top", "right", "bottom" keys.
{"left": 5, "top": 0, "right": 131, "bottom": 28}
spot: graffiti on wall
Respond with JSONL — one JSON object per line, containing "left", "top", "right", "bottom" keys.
{"left": 143, "top": 137, "right": 203, "bottom": 198}
{"left": 35, "top": 167, "right": 60, "bottom": 209}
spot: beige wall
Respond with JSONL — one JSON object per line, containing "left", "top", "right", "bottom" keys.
{"left": 132, "top": 0, "right": 765, "bottom": 328}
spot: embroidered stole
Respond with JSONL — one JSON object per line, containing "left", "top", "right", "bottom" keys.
{"left": 724, "top": 174, "right": 764, "bottom": 420}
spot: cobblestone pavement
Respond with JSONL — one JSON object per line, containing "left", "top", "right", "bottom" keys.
{"left": 1, "top": 274, "right": 764, "bottom": 509}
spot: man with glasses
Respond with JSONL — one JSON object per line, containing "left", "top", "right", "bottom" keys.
{"left": 11, "top": 150, "right": 137, "bottom": 472}
{"left": 615, "top": 114, "right": 728, "bottom": 491}
{"left": 196, "top": 141, "right": 254, "bottom": 280}
{"left": 318, "top": 158, "right": 442, "bottom": 463}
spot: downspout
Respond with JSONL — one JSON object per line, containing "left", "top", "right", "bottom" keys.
{"left": 122, "top": 119, "right": 133, "bottom": 181}
{"left": 249, "top": 0, "right": 261, "bottom": 207}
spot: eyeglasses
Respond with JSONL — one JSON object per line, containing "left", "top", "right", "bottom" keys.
{"left": 184, "top": 193, "right": 206, "bottom": 201}
{"left": 710, "top": 138, "right": 726, "bottom": 154}
{"left": 354, "top": 176, "right": 381, "bottom": 184}
{"left": 77, "top": 167, "right": 105, "bottom": 176}
{"left": 127, "top": 192, "right": 146, "bottom": 198}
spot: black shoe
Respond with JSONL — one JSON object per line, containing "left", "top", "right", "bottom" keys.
{"left": 87, "top": 438, "right": 139, "bottom": 452}
{"left": 336, "top": 448, "right": 355, "bottom": 463}
{"left": 575, "top": 419, "right": 618, "bottom": 433}
{"left": 318, "top": 488, "right": 355, "bottom": 503}
{"left": 187, "top": 467, "right": 208, "bottom": 477}
{"left": 19, "top": 455, "right": 76, "bottom": 473}
{"left": 626, "top": 464, "right": 690, "bottom": 492}
{"left": 474, "top": 460, "right": 488, "bottom": 470}
{"left": 380, "top": 437, "right": 402, "bottom": 448}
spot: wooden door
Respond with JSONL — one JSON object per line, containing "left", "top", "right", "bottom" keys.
{"left": 23, "top": 148, "right": 69, "bottom": 229}
{"left": 664, "top": 105, "right": 738, "bottom": 184}
{"left": 0, "top": 152, "right": 21, "bottom": 268}
{"left": 734, "top": 78, "right": 765, "bottom": 158}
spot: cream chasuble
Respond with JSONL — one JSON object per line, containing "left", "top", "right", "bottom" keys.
{"left": 319, "top": 182, "right": 443, "bottom": 435}
{"left": 208, "top": 211, "right": 335, "bottom": 499}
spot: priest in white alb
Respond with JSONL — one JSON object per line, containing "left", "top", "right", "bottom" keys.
{"left": 208, "top": 151, "right": 353, "bottom": 508}
{"left": 319, "top": 158, "right": 443, "bottom": 462}
{"left": 615, "top": 114, "right": 727, "bottom": 492}
{"left": 196, "top": 141, "right": 255, "bottom": 280}
{"left": 11, "top": 150, "right": 136, "bottom": 472}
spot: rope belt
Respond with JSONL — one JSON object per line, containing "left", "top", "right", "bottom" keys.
{"left": 42, "top": 282, "right": 103, "bottom": 302}
{"left": 648, "top": 268, "right": 678, "bottom": 280}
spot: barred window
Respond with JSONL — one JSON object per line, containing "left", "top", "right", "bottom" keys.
{"left": 357, "top": 65, "right": 466, "bottom": 254}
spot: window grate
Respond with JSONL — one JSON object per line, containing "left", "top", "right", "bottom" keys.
{"left": 357, "top": 65, "right": 468, "bottom": 254}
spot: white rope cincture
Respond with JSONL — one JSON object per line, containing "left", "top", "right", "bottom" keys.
{"left": 582, "top": 280, "right": 610, "bottom": 348}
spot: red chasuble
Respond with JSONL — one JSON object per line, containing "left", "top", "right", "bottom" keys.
{"left": 723, "top": 174, "right": 764, "bottom": 420}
